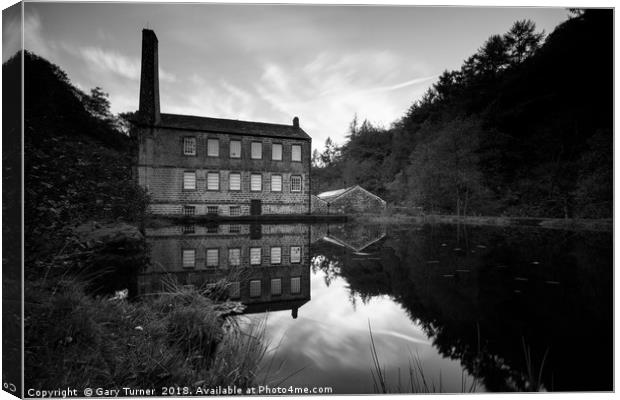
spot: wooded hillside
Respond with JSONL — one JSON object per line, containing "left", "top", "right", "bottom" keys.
{"left": 312, "top": 10, "right": 612, "bottom": 218}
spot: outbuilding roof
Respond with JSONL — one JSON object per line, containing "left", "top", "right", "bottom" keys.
{"left": 153, "top": 113, "right": 311, "bottom": 141}
{"left": 316, "top": 186, "right": 355, "bottom": 201}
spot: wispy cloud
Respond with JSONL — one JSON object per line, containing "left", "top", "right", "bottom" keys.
{"left": 78, "top": 46, "right": 176, "bottom": 83}
{"left": 252, "top": 51, "right": 433, "bottom": 148}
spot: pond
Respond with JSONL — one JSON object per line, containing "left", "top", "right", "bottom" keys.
{"left": 139, "top": 222, "right": 612, "bottom": 393}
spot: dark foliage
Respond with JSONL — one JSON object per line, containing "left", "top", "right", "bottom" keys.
{"left": 10, "top": 51, "right": 149, "bottom": 263}
{"left": 312, "top": 10, "right": 612, "bottom": 218}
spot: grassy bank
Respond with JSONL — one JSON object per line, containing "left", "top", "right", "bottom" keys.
{"left": 26, "top": 279, "right": 265, "bottom": 390}
{"left": 352, "top": 212, "right": 612, "bottom": 232}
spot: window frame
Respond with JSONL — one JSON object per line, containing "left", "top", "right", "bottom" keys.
{"left": 206, "top": 171, "right": 220, "bottom": 191}
{"left": 291, "top": 144, "right": 302, "bottom": 162}
{"left": 249, "top": 279, "right": 262, "bottom": 298}
{"left": 250, "top": 247, "right": 262, "bottom": 266}
{"left": 229, "top": 172, "right": 241, "bottom": 191}
{"left": 182, "top": 248, "right": 196, "bottom": 268}
{"left": 250, "top": 173, "right": 263, "bottom": 192}
{"left": 251, "top": 141, "right": 263, "bottom": 160}
{"left": 290, "top": 175, "right": 302, "bottom": 192}
{"left": 290, "top": 246, "right": 302, "bottom": 264}
{"left": 229, "top": 139, "right": 242, "bottom": 159}
{"left": 270, "top": 247, "right": 282, "bottom": 265}
{"left": 271, "top": 174, "right": 283, "bottom": 192}
{"left": 207, "top": 138, "right": 220, "bottom": 157}
{"left": 272, "top": 143, "right": 283, "bottom": 161}
{"left": 228, "top": 248, "right": 241, "bottom": 267}
{"left": 271, "top": 278, "right": 282, "bottom": 296}
{"left": 291, "top": 276, "right": 301, "bottom": 294}
{"left": 183, "top": 136, "right": 197, "bottom": 156}
{"left": 183, "top": 171, "right": 197, "bottom": 191}
{"left": 206, "top": 248, "right": 219, "bottom": 268}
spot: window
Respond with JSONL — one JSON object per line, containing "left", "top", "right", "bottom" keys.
{"left": 271, "top": 278, "right": 282, "bottom": 296}
{"left": 291, "top": 144, "right": 302, "bottom": 161}
{"left": 272, "top": 143, "right": 282, "bottom": 160}
{"left": 250, "top": 174, "right": 262, "bottom": 192}
{"left": 271, "top": 175, "right": 282, "bottom": 192}
{"left": 290, "top": 246, "right": 301, "bottom": 263}
{"left": 183, "top": 137, "right": 196, "bottom": 156}
{"left": 183, "top": 206, "right": 195, "bottom": 216}
{"left": 229, "top": 282, "right": 240, "bottom": 299}
{"left": 206, "top": 249, "right": 219, "bottom": 267}
{"left": 251, "top": 142, "right": 262, "bottom": 159}
{"left": 229, "top": 224, "right": 241, "bottom": 233}
{"left": 291, "top": 277, "right": 301, "bottom": 294}
{"left": 230, "top": 140, "right": 241, "bottom": 158}
{"left": 183, "top": 171, "right": 196, "bottom": 190}
{"left": 271, "top": 247, "right": 282, "bottom": 264}
{"left": 249, "top": 280, "right": 261, "bottom": 298}
{"left": 228, "top": 248, "right": 241, "bottom": 266}
{"left": 207, "top": 138, "right": 219, "bottom": 157}
{"left": 291, "top": 175, "right": 302, "bottom": 192}
{"left": 206, "top": 224, "right": 218, "bottom": 233}
{"left": 207, "top": 172, "right": 219, "bottom": 191}
{"left": 229, "top": 206, "right": 241, "bottom": 216}
{"left": 182, "top": 249, "right": 195, "bottom": 268}
{"left": 207, "top": 206, "right": 219, "bottom": 215}
{"left": 229, "top": 172, "right": 241, "bottom": 191}
{"left": 250, "top": 247, "right": 262, "bottom": 265}
{"left": 182, "top": 224, "right": 195, "bottom": 234}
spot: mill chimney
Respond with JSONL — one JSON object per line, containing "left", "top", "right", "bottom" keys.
{"left": 138, "top": 29, "right": 160, "bottom": 125}
{"left": 293, "top": 116, "right": 299, "bottom": 128}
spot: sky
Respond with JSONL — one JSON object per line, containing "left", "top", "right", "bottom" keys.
{"left": 7, "top": 3, "right": 570, "bottom": 150}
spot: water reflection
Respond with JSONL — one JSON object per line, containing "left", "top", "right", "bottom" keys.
{"left": 141, "top": 223, "right": 311, "bottom": 318}
{"left": 140, "top": 222, "right": 612, "bottom": 393}
{"left": 310, "top": 223, "right": 613, "bottom": 392}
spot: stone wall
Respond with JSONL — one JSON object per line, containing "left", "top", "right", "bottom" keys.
{"left": 137, "top": 127, "right": 311, "bottom": 215}
{"left": 328, "top": 187, "right": 386, "bottom": 214}
{"left": 311, "top": 195, "right": 329, "bottom": 214}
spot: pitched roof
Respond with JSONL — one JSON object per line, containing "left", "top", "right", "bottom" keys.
{"left": 154, "top": 113, "right": 311, "bottom": 140}
{"left": 317, "top": 185, "right": 387, "bottom": 204}
{"left": 316, "top": 186, "right": 355, "bottom": 201}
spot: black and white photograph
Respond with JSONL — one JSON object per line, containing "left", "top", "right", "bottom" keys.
{"left": 1, "top": 1, "right": 615, "bottom": 397}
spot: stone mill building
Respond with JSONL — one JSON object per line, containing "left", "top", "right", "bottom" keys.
{"left": 132, "top": 29, "right": 312, "bottom": 216}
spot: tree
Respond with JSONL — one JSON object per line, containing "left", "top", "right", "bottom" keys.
{"left": 403, "top": 117, "right": 488, "bottom": 216}
{"left": 503, "top": 20, "right": 545, "bottom": 65}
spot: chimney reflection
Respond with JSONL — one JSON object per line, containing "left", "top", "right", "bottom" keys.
{"left": 141, "top": 223, "right": 311, "bottom": 318}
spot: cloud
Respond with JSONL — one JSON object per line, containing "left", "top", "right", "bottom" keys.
{"left": 252, "top": 50, "right": 434, "bottom": 148}
{"left": 23, "top": 11, "right": 54, "bottom": 60}
{"left": 78, "top": 46, "right": 176, "bottom": 83}
{"left": 2, "top": 4, "right": 22, "bottom": 62}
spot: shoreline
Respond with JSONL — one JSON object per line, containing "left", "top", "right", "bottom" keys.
{"left": 351, "top": 214, "right": 613, "bottom": 232}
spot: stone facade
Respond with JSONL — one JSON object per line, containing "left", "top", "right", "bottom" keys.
{"left": 133, "top": 29, "right": 311, "bottom": 216}
{"left": 310, "top": 194, "right": 329, "bottom": 214}
{"left": 316, "top": 186, "right": 387, "bottom": 214}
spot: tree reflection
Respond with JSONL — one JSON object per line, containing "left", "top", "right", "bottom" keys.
{"left": 310, "top": 223, "right": 612, "bottom": 392}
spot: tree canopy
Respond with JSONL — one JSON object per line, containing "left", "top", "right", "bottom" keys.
{"left": 312, "top": 10, "right": 612, "bottom": 218}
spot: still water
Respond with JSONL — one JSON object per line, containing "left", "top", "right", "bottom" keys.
{"left": 139, "top": 222, "right": 612, "bottom": 393}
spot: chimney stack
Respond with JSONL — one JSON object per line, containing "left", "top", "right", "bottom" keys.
{"left": 138, "top": 29, "right": 160, "bottom": 125}
{"left": 293, "top": 116, "right": 299, "bottom": 128}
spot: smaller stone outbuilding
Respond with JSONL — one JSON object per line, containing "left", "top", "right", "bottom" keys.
{"left": 314, "top": 185, "right": 386, "bottom": 214}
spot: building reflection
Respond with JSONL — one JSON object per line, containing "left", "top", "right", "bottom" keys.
{"left": 141, "top": 223, "right": 311, "bottom": 318}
